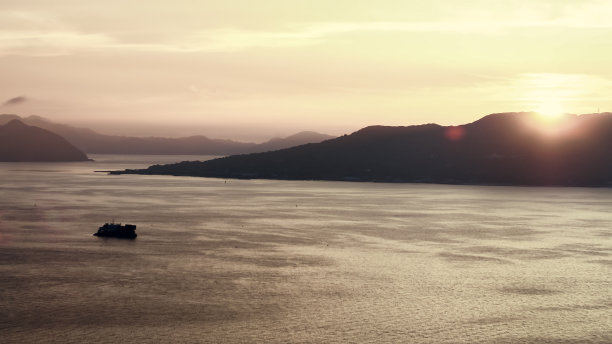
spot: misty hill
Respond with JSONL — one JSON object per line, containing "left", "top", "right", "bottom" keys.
{"left": 0, "top": 119, "right": 90, "bottom": 162}
{"left": 111, "top": 112, "right": 612, "bottom": 186}
{"left": 256, "top": 131, "right": 336, "bottom": 152}
{"left": 0, "top": 115, "right": 335, "bottom": 155}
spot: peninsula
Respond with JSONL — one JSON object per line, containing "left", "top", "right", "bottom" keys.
{"left": 110, "top": 112, "right": 612, "bottom": 186}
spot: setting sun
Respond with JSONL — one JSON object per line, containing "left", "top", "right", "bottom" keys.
{"left": 535, "top": 101, "right": 565, "bottom": 119}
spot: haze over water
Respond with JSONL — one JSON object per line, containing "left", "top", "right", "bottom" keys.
{"left": 1, "top": 155, "right": 611, "bottom": 343}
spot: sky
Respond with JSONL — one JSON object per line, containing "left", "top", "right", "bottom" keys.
{"left": 1, "top": 0, "right": 612, "bottom": 140}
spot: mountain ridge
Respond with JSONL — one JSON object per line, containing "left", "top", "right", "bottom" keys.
{"left": 0, "top": 119, "right": 90, "bottom": 162}
{"left": 0, "top": 114, "right": 335, "bottom": 155}
{"left": 111, "top": 112, "right": 612, "bottom": 186}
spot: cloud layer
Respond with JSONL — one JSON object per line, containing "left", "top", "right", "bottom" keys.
{"left": 1, "top": 0, "right": 611, "bottom": 137}
{"left": 2, "top": 96, "right": 28, "bottom": 106}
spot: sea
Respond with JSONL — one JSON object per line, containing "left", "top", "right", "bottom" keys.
{"left": 1, "top": 154, "right": 611, "bottom": 343}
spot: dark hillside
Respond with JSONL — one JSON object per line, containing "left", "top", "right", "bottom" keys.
{"left": 0, "top": 120, "right": 90, "bottom": 162}
{"left": 111, "top": 112, "right": 612, "bottom": 186}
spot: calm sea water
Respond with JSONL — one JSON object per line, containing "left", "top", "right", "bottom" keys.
{"left": 1, "top": 154, "right": 611, "bottom": 343}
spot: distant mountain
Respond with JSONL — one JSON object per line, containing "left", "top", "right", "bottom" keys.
{"left": 256, "top": 131, "right": 337, "bottom": 152}
{"left": 0, "top": 115, "right": 335, "bottom": 155}
{"left": 0, "top": 119, "right": 90, "bottom": 161}
{"left": 111, "top": 112, "right": 612, "bottom": 186}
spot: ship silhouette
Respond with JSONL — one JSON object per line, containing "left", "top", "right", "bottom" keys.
{"left": 94, "top": 222, "right": 137, "bottom": 239}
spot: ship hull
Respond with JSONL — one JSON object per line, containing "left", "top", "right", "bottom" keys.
{"left": 94, "top": 223, "right": 137, "bottom": 239}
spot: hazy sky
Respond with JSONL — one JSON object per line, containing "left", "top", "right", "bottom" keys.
{"left": 1, "top": 0, "right": 612, "bottom": 139}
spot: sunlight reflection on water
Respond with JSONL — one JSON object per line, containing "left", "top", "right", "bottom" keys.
{"left": 1, "top": 155, "right": 611, "bottom": 343}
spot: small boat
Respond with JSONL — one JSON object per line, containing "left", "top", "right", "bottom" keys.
{"left": 94, "top": 222, "right": 137, "bottom": 239}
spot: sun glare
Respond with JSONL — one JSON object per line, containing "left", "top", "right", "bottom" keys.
{"left": 518, "top": 74, "right": 583, "bottom": 122}
{"left": 525, "top": 100, "right": 574, "bottom": 137}
{"left": 535, "top": 101, "right": 564, "bottom": 119}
